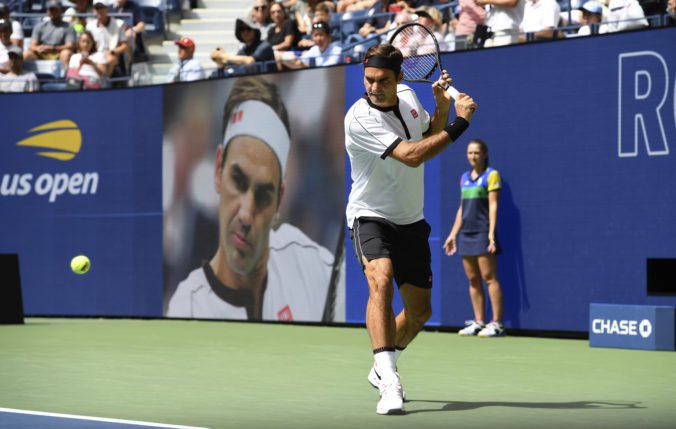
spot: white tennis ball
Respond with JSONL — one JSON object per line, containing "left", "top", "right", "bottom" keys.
{"left": 71, "top": 255, "right": 91, "bottom": 275}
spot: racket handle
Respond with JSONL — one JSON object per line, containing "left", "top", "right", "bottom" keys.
{"left": 446, "top": 85, "right": 460, "bottom": 100}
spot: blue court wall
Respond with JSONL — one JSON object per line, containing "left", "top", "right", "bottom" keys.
{"left": 1, "top": 27, "right": 674, "bottom": 331}
{"left": 344, "top": 27, "right": 676, "bottom": 332}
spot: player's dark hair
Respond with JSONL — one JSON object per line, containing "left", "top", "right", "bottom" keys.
{"left": 469, "top": 138, "right": 489, "bottom": 167}
{"left": 364, "top": 44, "right": 403, "bottom": 76}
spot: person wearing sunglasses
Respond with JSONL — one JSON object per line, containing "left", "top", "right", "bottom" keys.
{"left": 251, "top": 0, "right": 274, "bottom": 40}
{"left": 279, "top": 21, "right": 342, "bottom": 69}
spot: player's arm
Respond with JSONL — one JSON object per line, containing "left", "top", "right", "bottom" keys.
{"left": 443, "top": 204, "right": 463, "bottom": 256}
{"left": 390, "top": 93, "right": 477, "bottom": 167}
{"left": 488, "top": 190, "right": 499, "bottom": 253}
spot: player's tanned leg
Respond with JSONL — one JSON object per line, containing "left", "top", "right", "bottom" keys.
{"left": 364, "top": 257, "right": 396, "bottom": 348}
{"left": 395, "top": 284, "right": 432, "bottom": 348}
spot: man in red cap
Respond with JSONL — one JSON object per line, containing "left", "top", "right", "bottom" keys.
{"left": 168, "top": 36, "right": 205, "bottom": 83}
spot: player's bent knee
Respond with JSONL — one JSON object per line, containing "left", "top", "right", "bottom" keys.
{"left": 407, "top": 304, "right": 432, "bottom": 326}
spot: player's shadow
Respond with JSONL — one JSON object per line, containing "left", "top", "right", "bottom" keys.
{"left": 405, "top": 399, "right": 644, "bottom": 414}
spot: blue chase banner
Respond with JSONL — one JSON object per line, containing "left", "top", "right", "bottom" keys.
{"left": 590, "top": 304, "right": 676, "bottom": 351}
{"left": 0, "top": 88, "right": 164, "bottom": 317}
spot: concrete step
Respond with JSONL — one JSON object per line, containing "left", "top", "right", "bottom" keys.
{"left": 162, "top": 39, "right": 239, "bottom": 52}
{"left": 178, "top": 18, "right": 235, "bottom": 31}
{"left": 172, "top": 29, "right": 236, "bottom": 39}
{"left": 186, "top": 8, "right": 248, "bottom": 19}
{"left": 199, "top": 0, "right": 250, "bottom": 8}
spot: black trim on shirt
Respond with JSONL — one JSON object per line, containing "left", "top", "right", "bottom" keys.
{"left": 381, "top": 138, "right": 402, "bottom": 159}
{"left": 391, "top": 104, "right": 411, "bottom": 140}
{"left": 361, "top": 93, "right": 412, "bottom": 147}
{"left": 202, "top": 261, "right": 267, "bottom": 320}
{"left": 362, "top": 92, "right": 410, "bottom": 135}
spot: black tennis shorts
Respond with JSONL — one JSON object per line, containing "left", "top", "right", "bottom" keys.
{"left": 349, "top": 216, "right": 432, "bottom": 289}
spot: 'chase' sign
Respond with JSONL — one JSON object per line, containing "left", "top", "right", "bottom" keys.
{"left": 590, "top": 304, "right": 675, "bottom": 351}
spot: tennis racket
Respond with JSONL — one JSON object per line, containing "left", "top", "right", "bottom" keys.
{"left": 388, "top": 22, "right": 460, "bottom": 100}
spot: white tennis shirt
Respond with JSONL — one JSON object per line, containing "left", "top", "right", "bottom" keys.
{"left": 345, "top": 84, "right": 431, "bottom": 227}
{"left": 166, "top": 223, "right": 333, "bottom": 322}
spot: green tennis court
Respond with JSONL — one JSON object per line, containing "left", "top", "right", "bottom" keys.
{"left": 1, "top": 318, "right": 674, "bottom": 429}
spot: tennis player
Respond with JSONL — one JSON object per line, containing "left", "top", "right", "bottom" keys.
{"left": 345, "top": 43, "right": 477, "bottom": 415}
{"left": 167, "top": 77, "right": 334, "bottom": 322}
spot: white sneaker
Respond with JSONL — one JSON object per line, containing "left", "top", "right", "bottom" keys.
{"left": 376, "top": 378, "right": 405, "bottom": 415}
{"left": 478, "top": 321, "right": 505, "bottom": 337}
{"left": 458, "top": 320, "right": 485, "bottom": 336}
{"left": 368, "top": 364, "right": 406, "bottom": 401}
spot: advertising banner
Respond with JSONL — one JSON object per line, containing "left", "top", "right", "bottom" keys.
{"left": 0, "top": 88, "right": 164, "bottom": 316}
{"left": 590, "top": 304, "right": 676, "bottom": 350}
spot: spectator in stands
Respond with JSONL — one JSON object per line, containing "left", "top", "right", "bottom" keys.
{"left": 455, "top": 0, "right": 486, "bottom": 49}
{"left": 0, "top": 46, "right": 39, "bottom": 92}
{"left": 354, "top": 0, "right": 395, "bottom": 42}
{"left": 168, "top": 37, "right": 205, "bottom": 82}
{"left": 210, "top": 17, "right": 275, "bottom": 76}
{"left": 251, "top": 0, "right": 274, "bottom": 41}
{"left": 298, "top": 3, "right": 340, "bottom": 48}
{"left": 518, "top": 0, "right": 561, "bottom": 41}
{"left": 346, "top": 7, "right": 411, "bottom": 51}
{"left": 280, "top": 20, "right": 342, "bottom": 68}
{"left": 65, "top": 0, "right": 94, "bottom": 35}
{"left": 296, "top": 0, "right": 337, "bottom": 35}
{"left": 24, "top": 0, "right": 76, "bottom": 70}
{"left": 296, "top": 0, "right": 318, "bottom": 35}
{"left": 577, "top": 0, "right": 609, "bottom": 34}
{"left": 86, "top": 0, "right": 130, "bottom": 77}
{"left": 313, "top": 2, "right": 341, "bottom": 39}
{"left": 0, "top": 18, "right": 12, "bottom": 74}
{"left": 267, "top": 2, "right": 299, "bottom": 52}
{"left": 337, "top": 0, "right": 378, "bottom": 13}
{"left": 111, "top": 0, "right": 148, "bottom": 63}
{"left": 385, "top": 9, "right": 414, "bottom": 39}
{"left": 606, "top": 0, "right": 649, "bottom": 31}
{"left": 387, "top": 0, "right": 434, "bottom": 14}
{"left": 637, "top": 0, "right": 666, "bottom": 23}
{"left": 66, "top": 30, "right": 113, "bottom": 89}
{"left": 475, "top": 0, "right": 525, "bottom": 46}
{"left": 415, "top": 6, "right": 451, "bottom": 50}
{"left": 667, "top": 0, "right": 676, "bottom": 25}
{"left": 0, "top": 3, "right": 23, "bottom": 47}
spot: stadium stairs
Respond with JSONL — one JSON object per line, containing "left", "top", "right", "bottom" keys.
{"left": 146, "top": 0, "right": 247, "bottom": 83}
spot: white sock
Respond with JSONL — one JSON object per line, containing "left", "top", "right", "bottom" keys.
{"left": 374, "top": 351, "right": 397, "bottom": 383}
{"left": 394, "top": 348, "right": 403, "bottom": 364}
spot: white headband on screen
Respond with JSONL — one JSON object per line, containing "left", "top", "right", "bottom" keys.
{"left": 222, "top": 100, "right": 290, "bottom": 177}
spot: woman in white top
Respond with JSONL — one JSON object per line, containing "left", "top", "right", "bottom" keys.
{"left": 67, "top": 31, "right": 112, "bottom": 89}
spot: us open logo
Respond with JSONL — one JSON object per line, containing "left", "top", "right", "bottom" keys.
{"left": 1, "top": 120, "right": 99, "bottom": 203}
{"left": 17, "top": 119, "right": 83, "bottom": 160}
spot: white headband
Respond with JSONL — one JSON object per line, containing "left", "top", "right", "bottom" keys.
{"left": 222, "top": 100, "right": 290, "bottom": 178}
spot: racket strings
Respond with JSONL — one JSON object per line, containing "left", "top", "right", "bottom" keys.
{"left": 391, "top": 26, "right": 438, "bottom": 80}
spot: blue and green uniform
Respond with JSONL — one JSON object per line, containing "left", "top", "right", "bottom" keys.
{"left": 458, "top": 167, "right": 501, "bottom": 256}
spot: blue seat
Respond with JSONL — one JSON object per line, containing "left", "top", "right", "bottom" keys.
{"left": 24, "top": 60, "right": 62, "bottom": 79}
{"left": 137, "top": 0, "right": 167, "bottom": 35}
{"left": 339, "top": 9, "right": 369, "bottom": 42}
